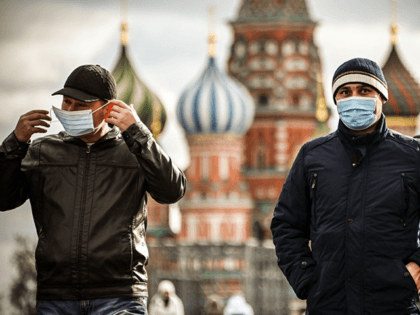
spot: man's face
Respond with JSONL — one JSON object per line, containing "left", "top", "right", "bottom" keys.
{"left": 61, "top": 96, "right": 108, "bottom": 129}
{"left": 336, "top": 83, "right": 386, "bottom": 124}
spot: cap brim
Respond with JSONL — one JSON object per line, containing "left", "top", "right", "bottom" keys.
{"left": 52, "top": 87, "right": 101, "bottom": 103}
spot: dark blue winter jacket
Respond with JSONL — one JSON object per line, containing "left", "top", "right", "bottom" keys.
{"left": 271, "top": 115, "right": 420, "bottom": 314}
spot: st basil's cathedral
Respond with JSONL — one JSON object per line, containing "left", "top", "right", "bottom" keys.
{"left": 110, "top": 0, "right": 420, "bottom": 314}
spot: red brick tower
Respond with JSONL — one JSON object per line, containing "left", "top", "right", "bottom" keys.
{"left": 227, "top": 0, "right": 327, "bottom": 239}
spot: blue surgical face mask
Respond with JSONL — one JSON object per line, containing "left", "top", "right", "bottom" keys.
{"left": 337, "top": 96, "right": 378, "bottom": 131}
{"left": 52, "top": 102, "right": 109, "bottom": 137}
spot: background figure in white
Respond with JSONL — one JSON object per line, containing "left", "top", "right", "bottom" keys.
{"left": 223, "top": 294, "right": 254, "bottom": 315}
{"left": 149, "top": 280, "right": 184, "bottom": 315}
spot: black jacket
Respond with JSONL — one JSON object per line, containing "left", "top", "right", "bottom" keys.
{"left": 271, "top": 116, "right": 420, "bottom": 314}
{"left": 0, "top": 122, "right": 186, "bottom": 300}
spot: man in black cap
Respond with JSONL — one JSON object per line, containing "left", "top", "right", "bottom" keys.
{"left": 271, "top": 58, "right": 420, "bottom": 314}
{"left": 0, "top": 65, "right": 186, "bottom": 314}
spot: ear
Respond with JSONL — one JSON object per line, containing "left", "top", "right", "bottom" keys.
{"left": 380, "top": 95, "right": 387, "bottom": 104}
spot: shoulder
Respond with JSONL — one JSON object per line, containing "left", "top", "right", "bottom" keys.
{"left": 386, "top": 129, "right": 420, "bottom": 152}
{"left": 301, "top": 130, "right": 338, "bottom": 154}
{"left": 30, "top": 132, "right": 66, "bottom": 148}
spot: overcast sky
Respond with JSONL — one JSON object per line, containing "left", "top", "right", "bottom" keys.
{"left": 0, "top": 0, "right": 419, "bottom": 308}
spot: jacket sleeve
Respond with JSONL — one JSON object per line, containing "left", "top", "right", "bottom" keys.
{"left": 270, "top": 145, "right": 316, "bottom": 300}
{"left": 0, "top": 132, "right": 30, "bottom": 211}
{"left": 405, "top": 157, "right": 420, "bottom": 266}
{"left": 121, "top": 122, "right": 186, "bottom": 204}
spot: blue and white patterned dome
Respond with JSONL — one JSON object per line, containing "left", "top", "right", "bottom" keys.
{"left": 176, "top": 57, "right": 254, "bottom": 135}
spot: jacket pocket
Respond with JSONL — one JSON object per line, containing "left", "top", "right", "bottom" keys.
{"left": 310, "top": 172, "right": 318, "bottom": 231}
{"left": 120, "top": 231, "right": 133, "bottom": 272}
{"left": 400, "top": 173, "right": 410, "bottom": 225}
{"left": 35, "top": 230, "right": 47, "bottom": 281}
{"left": 370, "top": 256, "right": 418, "bottom": 310}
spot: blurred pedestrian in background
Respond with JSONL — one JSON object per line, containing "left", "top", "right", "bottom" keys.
{"left": 149, "top": 280, "right": 184, "bottom": 315}
{"left": 223, "top": 294, "right": 254, "bottom": 315}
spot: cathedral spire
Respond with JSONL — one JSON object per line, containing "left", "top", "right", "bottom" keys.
{"left": 112, "top": 0, "right": 167, "bottom": 139}
{"left": 120, "top": 0, "right": 129, "bottom": 46}
{"left": 315, "top": 73, "right": 328, "bottom": 122}
{"left": 208, "top": 5, "right": 217, "bottom": 58}
{"left": 390, "top": 0, "right": 399, "bottom": 45}
{"left": 121, "top": 21, "right": 129, "bottom": 47}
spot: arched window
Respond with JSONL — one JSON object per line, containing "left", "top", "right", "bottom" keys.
{"left": 255, "top": 140, "right": 266, "bottom": 169}
{"left": 258, "top": 94, "right": 269, "bottom": 107}
{"left": 292, "top": 93, "right": 300, "bottom": 107}
{"left": 201, "top": 156, "right": 210, "bottom": 181}
{"left": 219, "top": 156, "right": 229, "bottom": 181}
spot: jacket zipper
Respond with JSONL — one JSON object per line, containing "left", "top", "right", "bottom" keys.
{"left": 77, "top": 146, "right": 91, "bottom": 295}
{"left": 312, "top": 173, "right": 318, "bottom": 230}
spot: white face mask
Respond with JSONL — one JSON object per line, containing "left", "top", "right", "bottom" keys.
{"left": 336, "top": 96, "right": 379, "bottom": 131}
{"left": 52, "top": 102, "right": 109, "bottom": 137}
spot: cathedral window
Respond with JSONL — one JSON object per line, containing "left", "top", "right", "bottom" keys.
{"left": 201, "top": 156, "right": 210, "bottom": 181}
{"left": 265, "top": 40, "right": 278, "bottom": 56}
{"left": 256, "top": 139, "right": 267, "bottom": 169}
{"left": 282, "top": 41, "right": 295, "bottom": 56}
{"left": 187, "top": 214, "right": 198, "bottom": 241}
{"left": 249, "top": 41, "right": 260, "bottom": 55}
{"left": 258, "top": 94, "right": 269, "bottom": 107}
{"left": 298, "top": 42, "right": 309, "bottom": 55}
{"left": 219, "top": 156, "right": 229, "bottom": 181}
{"left": 292, "top": 93, "right": 300, "bottom": 107}
{"left": 234, "top": 42, "right": 247, "bottom": 59}
{"left": 257, "top": 151, "right": 266, "bottom": 169}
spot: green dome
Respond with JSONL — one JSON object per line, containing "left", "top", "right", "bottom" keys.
{"left": 112, "top": 36, "right": 167, "bottom": 139}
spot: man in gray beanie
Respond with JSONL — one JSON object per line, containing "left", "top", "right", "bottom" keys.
{"left": 0, "top": 65, "right": 186, "bottom": 314}
{"left": 271, "top": 57, "right": 420, "bottom": 314}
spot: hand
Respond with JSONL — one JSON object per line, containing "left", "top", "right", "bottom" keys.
{"left": 104, "top": 100, "right": 140, "bottom": 132}
{"left": 14, "top": 110, "right": 51, "bottom": 142}
{"left": 406, "top": 262, "right": 420, "bottom": 292}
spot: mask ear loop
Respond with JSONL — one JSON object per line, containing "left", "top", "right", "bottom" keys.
{"left": 49, "top": 107, "right": 59, "bottom": 123}
{"left": 92, "top": 101, "right": 112, "bottom": 114}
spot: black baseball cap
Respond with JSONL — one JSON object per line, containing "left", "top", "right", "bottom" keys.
{"left": 52, "top": 64, "right": 117, "bottom": 102}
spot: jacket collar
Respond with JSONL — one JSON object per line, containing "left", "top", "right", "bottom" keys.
{"left": 62, "top": 126, "right": 121, "bottom": 146}
{"left": 337, "top": 113, "right": 388, "bottom": 147}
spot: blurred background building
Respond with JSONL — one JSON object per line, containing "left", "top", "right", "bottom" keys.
{"left": 108, "top": 0, "right": 420, "bottom": 314}
{"left": 110, "top": 0, "right": 420, "bottom": 314}
{"left": 1, "top": 0, "right": 419, "bottom": 314}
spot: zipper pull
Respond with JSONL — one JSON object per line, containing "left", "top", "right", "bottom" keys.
{"left": 312, "top": 173, "right": 317, "bottom": 189}
{"left": 86, "top": 145, "right": 91, "bottom": 154}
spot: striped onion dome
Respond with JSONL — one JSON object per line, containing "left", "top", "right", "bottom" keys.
{"left": 382, "top": 43, "right": 420, "bottom": 117}
{"left": 176, "top": 57, "right": 254, "bottom": 135}
{"left": 112, "top": 22, "right": 167, "bottom": 138}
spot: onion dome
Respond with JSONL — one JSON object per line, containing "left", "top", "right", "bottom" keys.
{"left": 176, "top": 34, "right": 254, "bottom": 135}
{"left": 382, "top": 24, "right": 420, "bottom": 117}
{"left": 176, "top": 56, "right": 254, "bottom": 135}
{"left": 112, "top": 22, "right": 167, "bottom": 138}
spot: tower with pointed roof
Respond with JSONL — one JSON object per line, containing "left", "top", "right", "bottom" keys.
{"left": 381, "top": 2, "right": 420, "bottom": 136}
{"left": 111, "top": 20, "right": 174, "bottom": 237}
{"left": 112, "top": 22, "right": 167, "bottom": 139}
{"left": 176, "top": 21, "right": 255, "bottom": 244}
{"left": 228, "top": 0, "right": 328, "bottom": 241}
